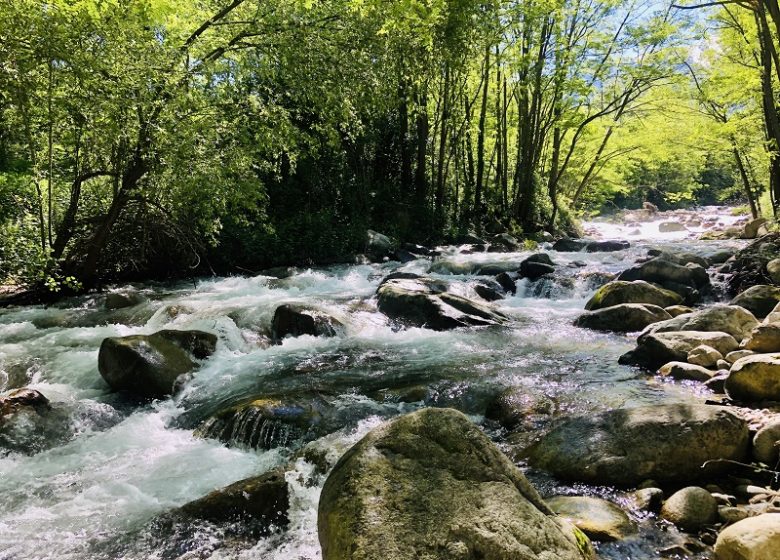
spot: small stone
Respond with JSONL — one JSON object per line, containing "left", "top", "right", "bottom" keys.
{"left": 717, "top": 359, "right": 731, "bottom": 370}
{"left": 718, "top": 506, "right": 750, "bottom": 524}
{"left": 658, "top": 361, "right": 713, "bottom": 382}
{"left": 660, "top": 487, "right": 718, "bottom": 532}
{"left": 753, "top": 419, "right": 780, "bottom": 465}
{"left": 688, "top": 345, "right": 723, "bottom": 367}
{"left": 726, "top": 350, "right": 755, "bottom": 364}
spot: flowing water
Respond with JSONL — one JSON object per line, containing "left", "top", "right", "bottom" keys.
{"left": 0, "top": 207, "right": 749, "bottom": 559}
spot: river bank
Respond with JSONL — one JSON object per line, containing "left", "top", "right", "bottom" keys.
{"left": 1, "top": 205, "right": 779, "bottom": 559}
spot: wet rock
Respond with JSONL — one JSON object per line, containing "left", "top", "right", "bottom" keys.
{"left": 393, "top": 248, "right": 418, "bottom": 263}
{"left": 271, "top": 304, "right": 344, "bottom": 343}
{"left": 741, "top": 217, "right": 768, "bottom": 239}
{"left": 585, "top": 240, "right": 630, "bottom": 253}
{"left": 476, "top": 262, "right": 518, "bottom": 275}
{"left": 688, "top": 345, "right": 724, "bottom": 368}
{"left": 196, "top": 396, "right": 330, "bottom": 449}
{"left": 519, "top": 259, "right": 555, "bottom": 280}
{"left": 318, "top": 408, "right": 594, "bottom": 560}
{"left": 713, "top": 513, "right": 780, "bottom": 560}
{"left": 104, "top": 290, "right": 145, "bottom": 310}
{"left": 378, "top": 272, "right": 423, "bottom": 286}
{"left": 644, "top": 305, "right": 759, "bottom": 341}
{"left": 176, "top": 468, "right": 289, "bottom": 527}
{"left": 631, "top": 488, "right": 664, "bottom": 512}
{"left": 618, "top": 257, "right": 710, "bottom": 291}
{"left": 491, "top": 232, "right": 522, "bottom": 251}
{"left": 585, "top": 280, "right": 682, "bottom": 311}
{"left": 524, "top": 275, "right": 576, "bottom": 299}
{"left": 98, "top": 330, "right": 216, "bottom": 398}
{"left": 709, "top": 250, "right": 736, "bottom": 265}
{"left": 366, "top": 230, "right": 395, "bottom": 262}
{"left": 752, "top": 419, "right": 780, "bottom": 465}
{"left": 485, "top": 387, "right": 555, "bottom": 430}
{"left": 458, "top": 232, "right": 487, "bottom": 245}
{"left": 727, "top": 233, "right": 780, "bottom": 294}
{"left": 546, "top": 496, "right": 637, "bottom": 542}
{"left": 647, "top": 249, "right": 708, "bottom": 268}
{"left": 0, "top": 388, "right": 75, "bottom": 455}
{"left": 659, "top": 222, "right": 687, "bottom": 233}
{"left": 726, "top": 350, "right": 755, "bottom": 363}
{"left": 744, "top": 323, "right": 780, "bottom": 352}
{"left": 553, "top": 238, "right": 587, "bottom": 252}
{"left": 660, "top": 487, "right": 718, "bottom": 532}
{"left": 731, "top": 285, "right": 780, "bottom": 319}
{"left": 666, "top": 305, "right": 694, "bottom": 317}
{"left": 620, "top": 331, "right": 739, "bottom": 370}
{"left": 658, "top": 361, "right": 713, "bottom": 382}
{"left": 575, "top": 304, "right": 672, "bottom": 333}
{"left": 495, "top": 272, "right": 518, "bottom": 295}
{"left": 401, "top": 242, "right": 437, "bottom": 258}
{"left": 525, "top": 404, "right": 749, "bottom": 486}
{"left": 578, "top": 271, "right": 615, "bottom": 291}
{"left": 726, "top": 353, "right": 780, "bottom": 402}
{"left": 377, "top": 277, "right": 508, "bottom": 330}
{"left": 473, "top": 279, "right": 506, "bottom": 301}
{"left": 705, "top": 372, "right": 730, "bottom": 393}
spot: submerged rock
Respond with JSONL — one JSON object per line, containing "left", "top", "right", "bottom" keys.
{"left": 98, "top": 329, "right": 216, "bottom": 398}
{"left": 104, "top": 290, "right": 146, "bottom": 310}
{"left": 713, "top": 513, "right": 780, "bottom": 560}
{"left": 725, "top": 353, "right": 780, "bottom": 402}
{"left": 546, "top": 496, "right": 637, "bottom": 542}
{"left": 271, "top": 304, "right": 344, "bottom": 343}
{"left": 585, "top": 280, "right": 682, "bottom": 311}
{"left": 585, "top": 240, "right": 630, "bottom": 253}
{"left": 525, "top": 404, "right": 748, "bottom": 486}
{"left": 519, "top": 259, "right": 555, "bottom": 280}
{"left": 377, "top": 277, "right": 508, "bottom": 330}
{"left": 553, "top": 238, "right": 587, "bottom": 252}
{"left": 660, "top": 487, "right": 718, "bottom": 532}
{"left": 620, "top": 331, "right": 739, "bottom": 370}
{"left": 318, "top": 408, "right": 593, "bottom": 560}
{"left": 731, "top": 285, "right": 780, "bottom": 319}
{"left": 485, "top": 387, "right": 556, "bottom": 430}
{"left": 575, "top": 304, "right": 671, "bottom": 333}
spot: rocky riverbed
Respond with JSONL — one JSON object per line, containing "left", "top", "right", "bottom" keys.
{"left": 1, "top": 206, "right": 780, "bottom": 559}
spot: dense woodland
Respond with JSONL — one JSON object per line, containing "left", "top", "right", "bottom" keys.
{"left": 0, "top": 0, "right": 779, "bottom": 289}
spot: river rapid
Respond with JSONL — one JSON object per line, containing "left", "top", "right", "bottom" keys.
{"left": 0, "top": 207, "right": 749, "bottom": 560}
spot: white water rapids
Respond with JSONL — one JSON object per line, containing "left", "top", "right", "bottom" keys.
{"left": 0, "top": 206, "right": 749, "bottom": 559}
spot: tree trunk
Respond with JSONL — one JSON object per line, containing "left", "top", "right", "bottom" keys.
{"left": 475, "top": 45, "right": 490, "bottom": 228}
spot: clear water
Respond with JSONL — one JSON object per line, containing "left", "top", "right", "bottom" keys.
{"left": 0, "top": 207, "right": 747, "bottom": 559}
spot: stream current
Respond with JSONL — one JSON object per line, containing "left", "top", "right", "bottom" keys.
{"left": 0, "top": 208, "right": 748, "bottom": 559}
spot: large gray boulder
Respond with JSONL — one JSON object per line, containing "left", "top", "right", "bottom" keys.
{"left": 641, "top": 305, "right": 759, "bottom": 341}
{"left": 731, "top": 285, "right": 780, "bottom": 319}
{"left": 318, "top": 408, "right": 594, "bottom": 560}
{"left": 725, "top": 353, "right": 780, "bottom": 402}
{"left": 714, "top": 513, "right": 780, "bottom": 560}
{"left": 525, "top": 404, "right": 749, "bottom": 486}
{"left": 618, "top": 257, "right": 710, "bottom": 290}
{"left": 98, "top": 329, "right": 217, "bottom": 398}
{"left": 271, "top": 304, "right": 343, "bottom": 343}
{"left": 620, "top": 331, "right": 739, "bottom": 370}
{"left": 574, "top": 304, "right": 671, "bottom": 333}
{"left": 585, "top": 280, "right": 682, "bottom": 311}
{"left": 377, "top": 278, "right": 508, "bottom": 330}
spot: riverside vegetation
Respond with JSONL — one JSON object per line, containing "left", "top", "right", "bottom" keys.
{"left": 3, "top": 1, "right": 780, "bottom": 560}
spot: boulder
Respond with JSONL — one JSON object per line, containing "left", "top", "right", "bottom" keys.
{"left": 104, "top": 290, "right": 145, "bottom": 310}
{"left": 272, "top": 304, "right": 343, "bottom": 343}
{"left": 767, "top": 258, "right": 780, "bottom": 284}
{"left": 546, "top": 496, "right": 636, "bottom": 542}
{"left": 0, "top": 388, "right": 61, "bottom": 455}
{"left": 713, "top": 513, "right": 780, "bottom": 560}
{"left": 98, "top": 330, "right": 217, "bottom": 398}
{"left": 647, "top": 249, "right": 708, "bottom": 268}
{"left": 752, "top": 419, "right": 780, "bottom": 465}
{"left": 525, "top": 404, "right": 749, "bottom": 486}
{"left": 666, "top": 305, "right": 694, "bottom": 317}
{"left": 659, "top": 222, "right": 687, "bottom": 233}
{"left": 366, "top": 230, "right": 394, "bottom": 262}
{"left": 726, "top": 350, "right": 754, "bottom": 364}
{"left": 765, "top": 302, "right": 780, "bottom": 324}
{"left": 473, "top": 279, "right": 506, "bottom": 302}
{"left": 492, "top": 233, "right": 522, "bottom": 251}
{"left": 377, "top": 278, "right": 508, "bottom": 330}
{"left": 660, "top": 487, "right": 718, "bottom": 532}
{"left": 585, "top": 240, "right": 630, "bottom": 253}
{"left": 318, "top": 408, "right": 593, "bottom": 560}
{"left": 657, "top": 361, "right": 713, "bottom": 382}
{"left": 731, "top": 285, "right": 780, "bottom": 319}
{"left": 727, "top": 233, "right": 780, "bottom": 294}
{"left": 688, "top": 345, "right": 723, "bottom": 368}
{"left": 618, "top": 258, "right": 709, "bottom": 290}
{"left": 553, "top": 238, "right": 587, "bottom": 252}
{"left": 574, "top": 304, "right": 671, "bottom": 333}
{"left": 726, "top": 353, "right": 780, "bottom": 402}
{"left": 585, "top": 280, "right": 682, "bottom": 311}
{"left": 620, "top": 331, "right": 739, "bottom": 370}
{"left": 643, "top": 305, "right": 759, "bottom": 341}
{"left": 741, "top": 217, "right": 768, "bottom": 239}
{"left": 177, "top": 468, "right": 289, "bottom": 527}
{"left": 519, "top": 260, "right": 555, "bottom": 280}
{"left": 495, "top": 272, "right": 518, "bottom": 295}
{"left": 744, "top": 324, "right": 780, "bottom": 352}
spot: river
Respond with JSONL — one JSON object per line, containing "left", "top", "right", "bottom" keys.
{"left": 0, "top": 207, "right": 749, "bottom": 559}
